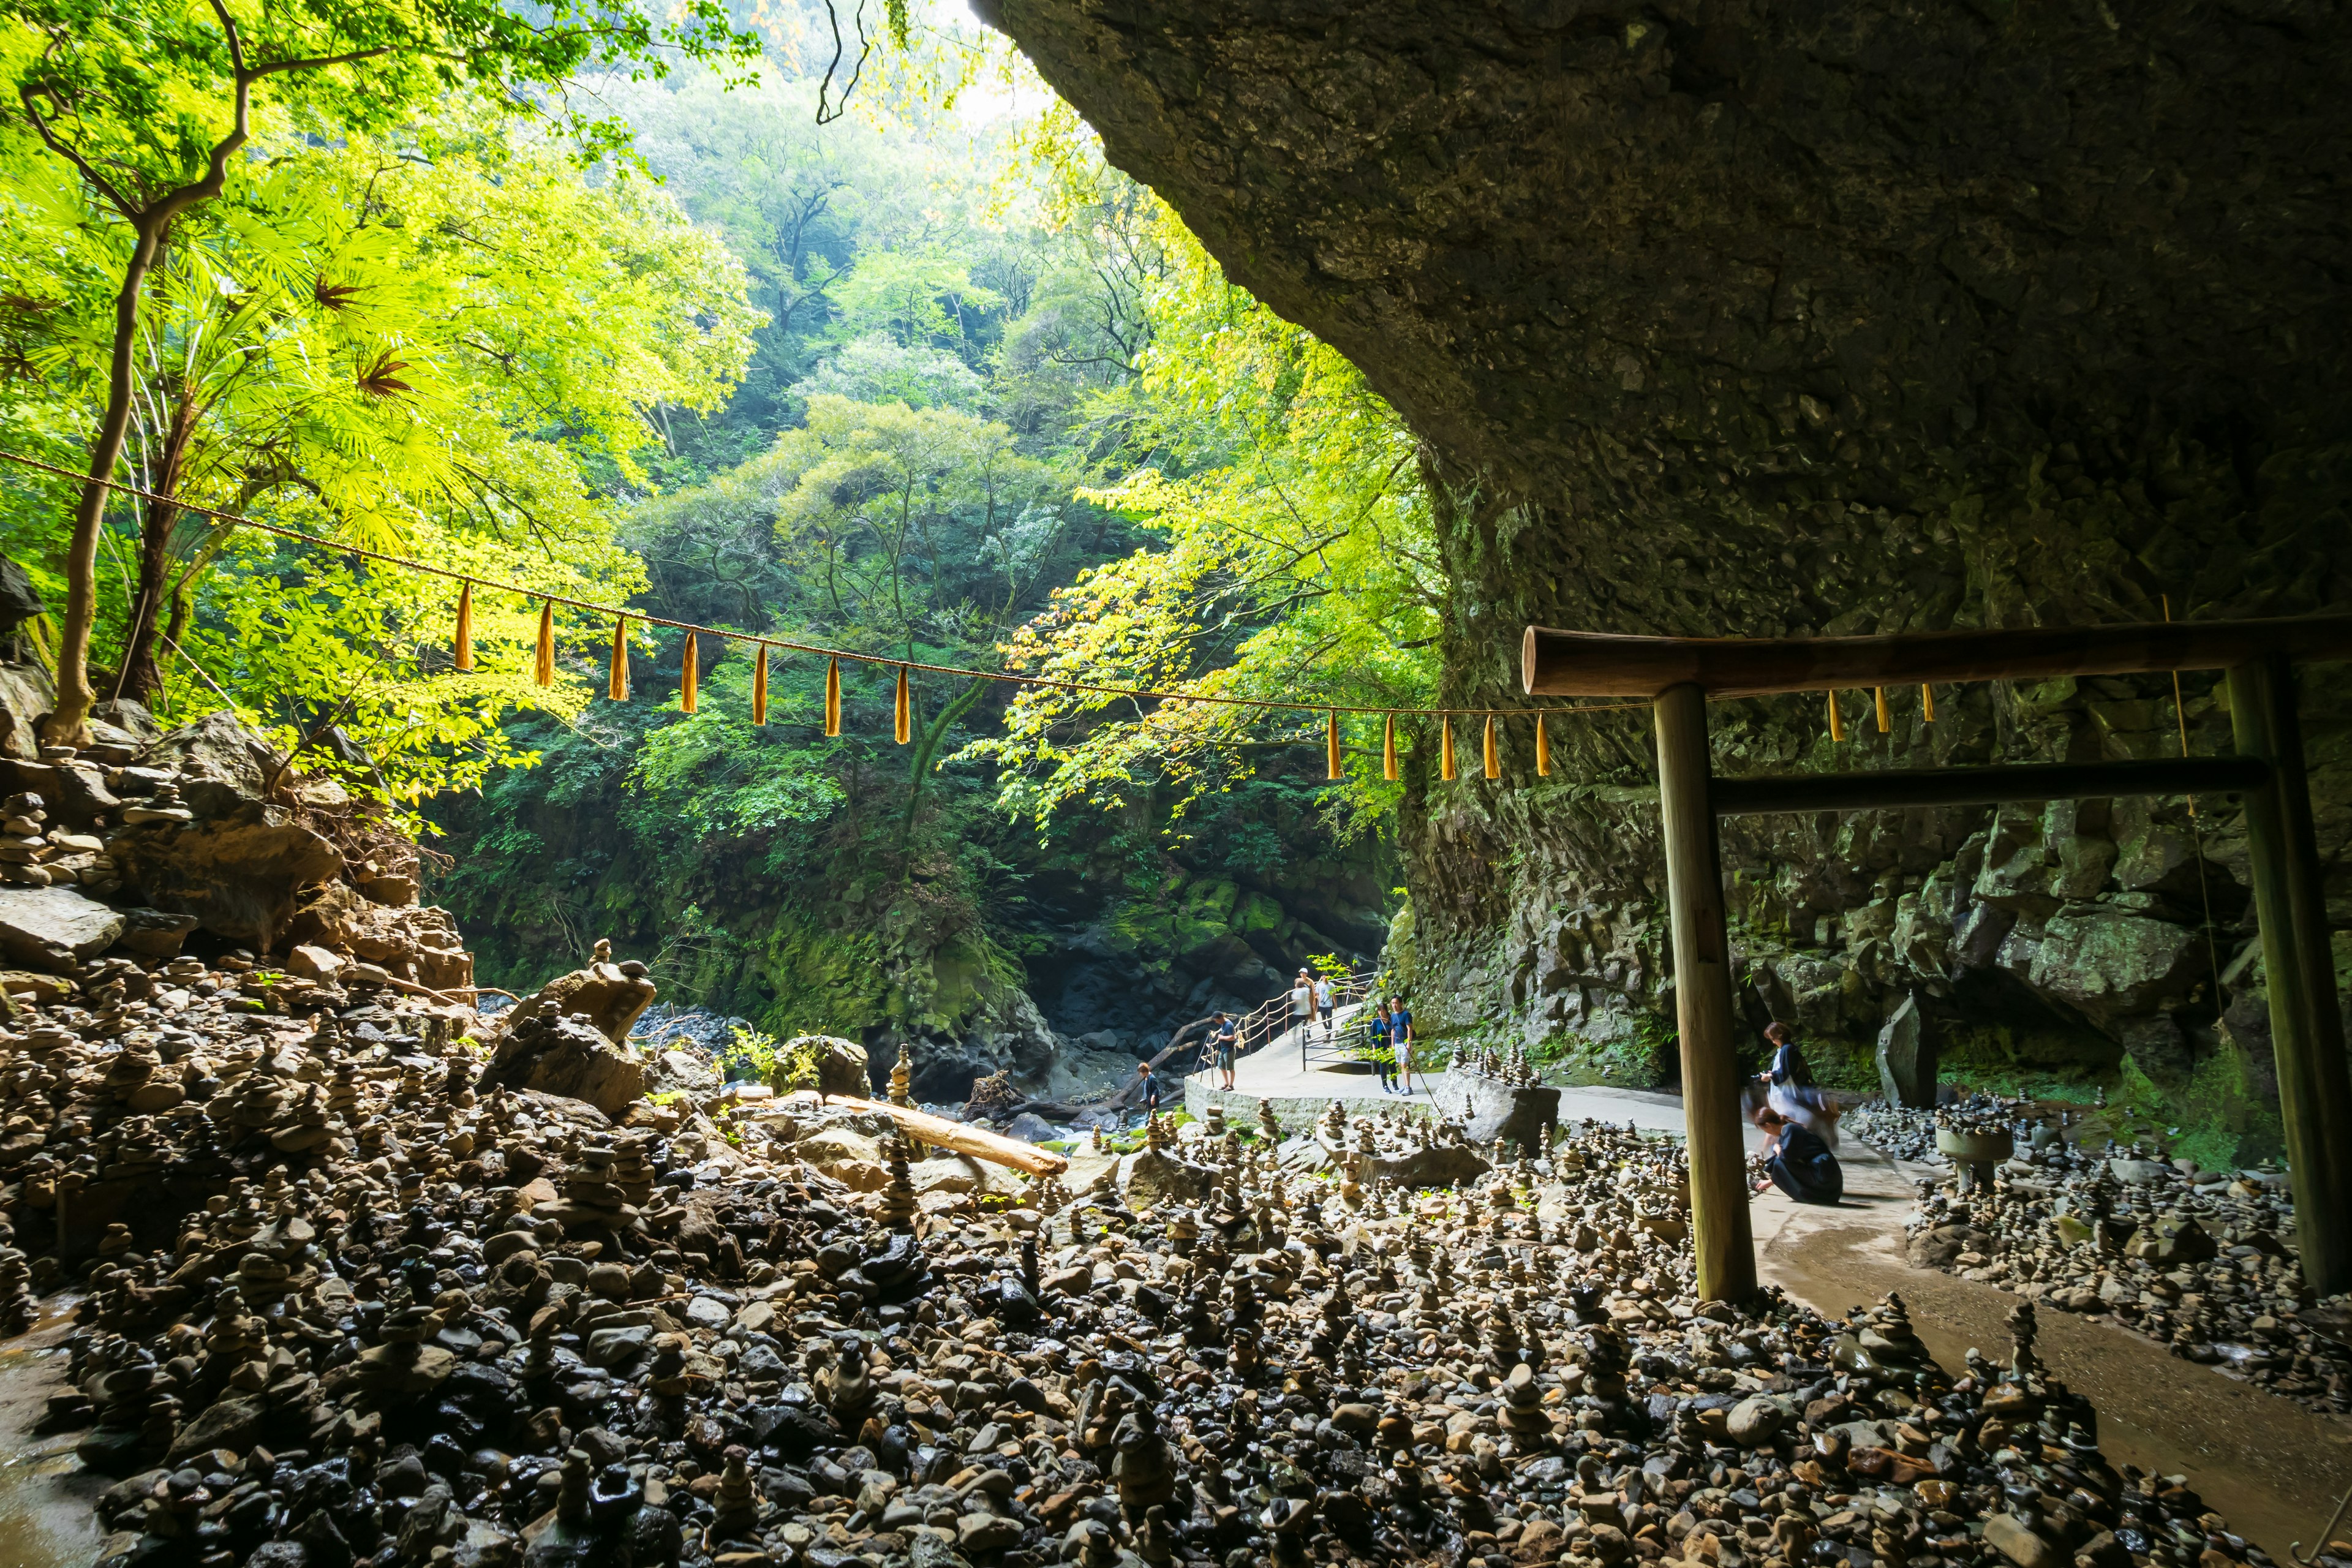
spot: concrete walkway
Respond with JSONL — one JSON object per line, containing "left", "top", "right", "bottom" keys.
{"left": 1183, "top": 1001, "right": 1419, "bottom": 1128}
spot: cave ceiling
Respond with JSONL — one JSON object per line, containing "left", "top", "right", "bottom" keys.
{"left": 980, "top": 0, "right": 2352, "bottom": 646}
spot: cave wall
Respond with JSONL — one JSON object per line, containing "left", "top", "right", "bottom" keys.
{"left": 982, "top": 0, "right": 2352, "bottom": 1118}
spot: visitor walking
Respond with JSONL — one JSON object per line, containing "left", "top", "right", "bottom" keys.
{"left": 1214, "top": 1011, "right": 1238, "bottom": 1090}
{"left": 1751, "top": 1104, "right": 1844, "bottom": 1204}
{"left": 1365, "top": 1000, "right": 1396, "bottom": 1092}
{"left": 1289, "top": 970, "right": 1313, "bottom": 1037}
{"left": 1314, "top": 972, "right": 1335, "bottom": 1036}
{"left": 1386, "top": 993, "right": 1414, "bottom": 1095}
{"left": 1762, "top": 1019, "right": 1838, "bottom": 1146}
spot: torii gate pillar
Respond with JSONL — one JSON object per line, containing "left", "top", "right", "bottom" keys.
{"left": 1653, "top": 682, "right": 1758, "bottom": 1302}
{"left": 2228, "top": 656, "right": 2352, "bottom": 1296}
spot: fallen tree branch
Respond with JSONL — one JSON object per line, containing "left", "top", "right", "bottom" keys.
{"left": 753, "top": 1090, "right": 1070, "bottom": 1175}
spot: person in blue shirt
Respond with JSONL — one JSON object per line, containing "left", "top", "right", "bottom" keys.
{"left": 1213, "top": 1012, "right": 1238, "bottom": 1090}
{"left": 1386, "top": 994, "right": 1414, "bottom": 1095}
{"left": 1363, "top": 1001, "right": 1395, "bottom": 1092}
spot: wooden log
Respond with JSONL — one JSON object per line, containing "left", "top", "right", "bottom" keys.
{"left": 1710, "top": 755, "right": 2269, "bottom": 815}
{"left": 760, "top": 1091, "right": 1070, "bottom": 1175}
{"left": 1521, "top": 612, "right": 2352, "bottom": 698}
{"left": 2228, "top": 657, "right": 2352, "bottom": 1296}
{"left": 1652, "top": 683, "right": 1757, "bottom": 1302}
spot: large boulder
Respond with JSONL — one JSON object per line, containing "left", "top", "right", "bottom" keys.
{"left": 1119, "top": 1146, "right": 1216, "bottom": 1208}
{"left": 1875, "top": 993, "right": 1938, "bottom": 1109}
{"left": 107, "top": 808, "right": 342, "bottom": 948}
{"left": 0, "top": 556, "right": 42, "bottom": 638}
{"left": 797, "top": 1035, "right": 869, "bottom": 1098}
{"left": 2027, "top": 907, "right": 2209, "bottom": 1028}
{"left": 0, "top": 885, "right": 126, "bottom": 971}
{"left": 504, "top": 952, "right": 655, "bottom": 1046}
{"left": 481, "top": 1000, "right": 645, "bottom": 1118}
{"left": 1434, "top": 1072, "right": 1560, "bottom": 1152}
{"left": 284, "top": 883, "right": 473, "bottom": 992}
{"left": 0, "top": 661, "right": 52, "bottom": 760}
{"left": 1365, "top": 1141, "right": 1490, "bottom": 1189}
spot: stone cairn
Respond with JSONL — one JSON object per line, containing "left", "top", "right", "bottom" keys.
{"left": 0, "top": 927, "right": 2317, "bottom": 1568}
{"left": 1880, "top": 1091, "right": 2343, "bottom": 1416}
{"left": 1458, "top": 1040, "right": 1541, "bottom": 1088}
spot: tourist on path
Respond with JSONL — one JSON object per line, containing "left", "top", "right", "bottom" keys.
{"left": 1214, "top": 1012, "right": 1238, "bottom": 1090}
{"left": 1751, "top": 1104, "right": 1843, "bottom": 1204}
{"left": 1289, "top": 970, "right": 1313, "bottom": 1038}
{"left": 1364, "top": 1000, "right": 1396, "bottom": 1093}
{"left": 1386, "top": 993, "right": 1414, "bottom": 1095}
{"left": 1314, "top": 973, "right": 1335, "bottom": 1035}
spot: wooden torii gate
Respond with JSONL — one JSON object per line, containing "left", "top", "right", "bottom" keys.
{"left": 1520, "top": 611, "right": 2352, "bottom": 1302}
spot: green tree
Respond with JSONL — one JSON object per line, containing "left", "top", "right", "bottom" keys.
{"left": 0, "top": 0, "right": 758, "bottom": 742}
{"left": 961, "top": 196, "right": 1440, "bottom": 840}
{"left": 0, "top": 121, "right": 756, "bottom": 703}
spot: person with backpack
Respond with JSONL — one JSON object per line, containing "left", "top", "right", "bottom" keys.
{"left": 1213, "top": 1012, "right": 1238, "bottom": 1090}
{"left": 1313, "top": 973, "right": 1335, "bottom": 1036}
{"left": 1363, "top": 1000, "right": 1396, "bottom": 1093}
{"left": 1289, "top": 970, "right": 1313, "bottom": 1036}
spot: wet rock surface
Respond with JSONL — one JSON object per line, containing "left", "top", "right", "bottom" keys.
{"left": 1862, "top": 1096, "right": 2348, "bottom": 1419}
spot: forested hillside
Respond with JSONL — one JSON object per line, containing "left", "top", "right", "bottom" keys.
{"left": 419, "top": 71, "right": 1425, "bottom": 1093}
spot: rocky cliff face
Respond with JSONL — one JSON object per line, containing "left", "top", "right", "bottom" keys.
{"left": 982, "top": 0, "right": 2352, "bottom": 1140}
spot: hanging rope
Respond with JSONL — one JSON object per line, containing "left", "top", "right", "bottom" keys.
{"left": 0, "top": 448, "right": 1632, "bottom": 737}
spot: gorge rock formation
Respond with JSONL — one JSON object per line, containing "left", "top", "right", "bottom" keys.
{"left": 981, "top": 0, "right": 2352, "bottom": 1124}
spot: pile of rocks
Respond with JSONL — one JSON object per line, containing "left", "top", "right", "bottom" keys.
{"left": 0, "top": 704, "right": 470, "bottom": 1000}
{"left": 1900, "top": 1120, "right": 2346, "bottom": 1417}
{"left": 1454, "top": 1042, "right": 1544, "bottom": 1089}
{"left": 1842, "top": 1103, "right": 1940, "bottom": 1166}
{"left": 0, "top": 919, "right": 2318, "bottom": 1568}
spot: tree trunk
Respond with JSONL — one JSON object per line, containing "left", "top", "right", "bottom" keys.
{"left": 900, "top": 674, "right": 989, "bottom": 836}
{"left": 46, "top": 218, "right": 167, "bottom": 745}
{"left": 112, "top": 394, "right": 197, "bottom": 706}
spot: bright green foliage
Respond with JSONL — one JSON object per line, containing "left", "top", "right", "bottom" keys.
{"left": 179, "top": 528, "right": 645, "bottom": 826}
{"left": 2, "top": 122, "right": 756, "bottom": 537}
{"left": 961, "top": 195, "right": 1441, "bottom": 839}
{"left": 0, "top": 105, "right": 751, "bottom": 806}
{"left": 1, "top": 0, "right": 757, "bottom": 190}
